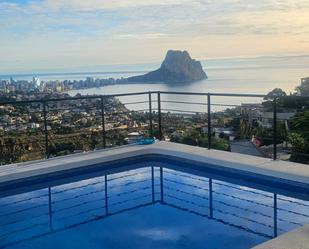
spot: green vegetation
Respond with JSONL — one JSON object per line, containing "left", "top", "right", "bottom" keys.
{"left": 288, "top": 110, "right": 309, "bottom": 164}
{"left": 264, "top": 88, "right": 287, "bottom": 100}
{"left": 1, "top": 84, "right": 309, "bottom": 165}
{"left": 170, "top": 129, "right": 230, "bottom": 151}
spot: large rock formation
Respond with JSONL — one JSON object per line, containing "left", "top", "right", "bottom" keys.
{"left": 128, "top": 50, "right": 207, "bottom": 83}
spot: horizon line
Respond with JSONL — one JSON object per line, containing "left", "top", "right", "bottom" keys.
{"left": 1, "top": 53, "right": 309, "bottom": 77}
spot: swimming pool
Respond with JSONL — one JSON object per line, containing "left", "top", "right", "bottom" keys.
{"left": 1, "top": 155, "right": 309, "bottom": 249}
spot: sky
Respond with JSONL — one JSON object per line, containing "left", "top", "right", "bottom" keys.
{"left": 1, "top": 0, "right": 309, "bottom": 73}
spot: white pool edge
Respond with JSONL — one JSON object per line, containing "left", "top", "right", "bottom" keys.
{"left": 1, "top": 141, "right": 309, "bottom": 185}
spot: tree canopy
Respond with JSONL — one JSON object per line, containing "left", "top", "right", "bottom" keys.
{"left": 264, "top": 88, "right": 287, "bottom": 100}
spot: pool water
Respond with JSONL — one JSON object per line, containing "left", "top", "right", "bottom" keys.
{"left": 1, "top": 159, "right": 309, "bottom": 249}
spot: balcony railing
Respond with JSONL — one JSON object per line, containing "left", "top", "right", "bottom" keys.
{"left": 0, "top": 91, "right": 308, "bottom": 165}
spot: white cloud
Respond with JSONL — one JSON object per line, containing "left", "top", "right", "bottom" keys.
{"left": 116, "top": 33, "right": 168, "bottom": 40}
{"left": 0, "top": 0, "right": 309, "bottom": 72}
{"left": 37, "top": 0, "right": 194, "bottom": 11}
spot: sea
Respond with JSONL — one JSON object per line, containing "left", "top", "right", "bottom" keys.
{"left": 1, "top": 55, "right": 308, "bottom": 112}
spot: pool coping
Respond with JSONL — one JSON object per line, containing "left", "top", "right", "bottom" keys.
{"left": 1, "top": 141, "right": 309, "bottom": 186}
{"left": 1, "top": 141, "right": 309, "bottom": 249}
{"left": 252, "top": 224, "right": 309, "bottom": 249}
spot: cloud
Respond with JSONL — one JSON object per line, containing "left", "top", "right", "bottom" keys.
{"left": 29, "top": 0, "right": 194, "bottom": 12}
{"left": 116, "top": 33, "right": 168, "bottom": 40}
{"left": 0, "top": 0, "right": 309, "bottom": 72}
{"left": 1, "top": 0, "right": 309, "bottom": 37}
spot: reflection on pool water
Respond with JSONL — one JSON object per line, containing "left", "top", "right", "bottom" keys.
{"left": 1, "top": 161, "right": 309, "bottom": 249}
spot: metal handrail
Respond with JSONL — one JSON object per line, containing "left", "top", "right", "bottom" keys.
{"left": 1, "top": 91, "right": 309, "bottom": 164}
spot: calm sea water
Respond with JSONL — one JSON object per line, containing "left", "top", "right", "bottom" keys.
{"left": 1, "top": 55, "right": 308, "bottom": 112}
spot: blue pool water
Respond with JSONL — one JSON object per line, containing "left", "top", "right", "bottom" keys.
{"left": 1, "top": 156, "right": 309, "bottom": 249}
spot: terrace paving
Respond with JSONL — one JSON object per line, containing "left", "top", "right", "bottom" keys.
{"left": 230, "top": 140, "right": 264, "bottom": 157}
{"left": 253, "top": 225, "right": 309, "bottom": 249}
{"left": 1, "top": 141, "right": 309, "bottom": 187}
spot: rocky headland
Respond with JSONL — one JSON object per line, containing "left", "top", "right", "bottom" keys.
{"left": 128, "top": 50, "right": 207, "bottom": 84}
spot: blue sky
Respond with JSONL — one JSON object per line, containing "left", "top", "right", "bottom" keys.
{"left": 0, "top": 0, "right": 309, "bottom": 73}
{"left": 5, "top": 0, "right": 29, "bottom": 3}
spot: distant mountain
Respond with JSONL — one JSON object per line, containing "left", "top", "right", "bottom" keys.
{"left": 128, "top": 50, "right": 207, "bottom": 83}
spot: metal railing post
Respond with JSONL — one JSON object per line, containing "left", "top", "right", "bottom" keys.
{"left": 273, "top": 193, "right": 277, "bottom": 237}
{"left": 207, "top": 93, "right": 211, "bottom": 150}
{"left": 100, "top": 96, "right": 106, "bottom": 149}
{"left": 160, "top": 166, "right": 164, "bottom": 203}
{"left": 42, "top": 101, "right": 49, "bottom": 158}
{"left": 105, "top": 174, "right": 108, "bottom": 215}
{"left": 273, "top": 97, "right": 277, "bottom": 160}
{"left": 48, "top": 187, "right": 53, "bottom": 232}
{"left": 209, "top": 178, "right": 213, "bottom": 218}
{"left": 158, "top": 92, "right": 162, "bottom": 140}
{"left": 149, "top": 92, "right": 153, "bottom": 137}
{"left": 151, "top": 166, "right": 155, "bottom": 203}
